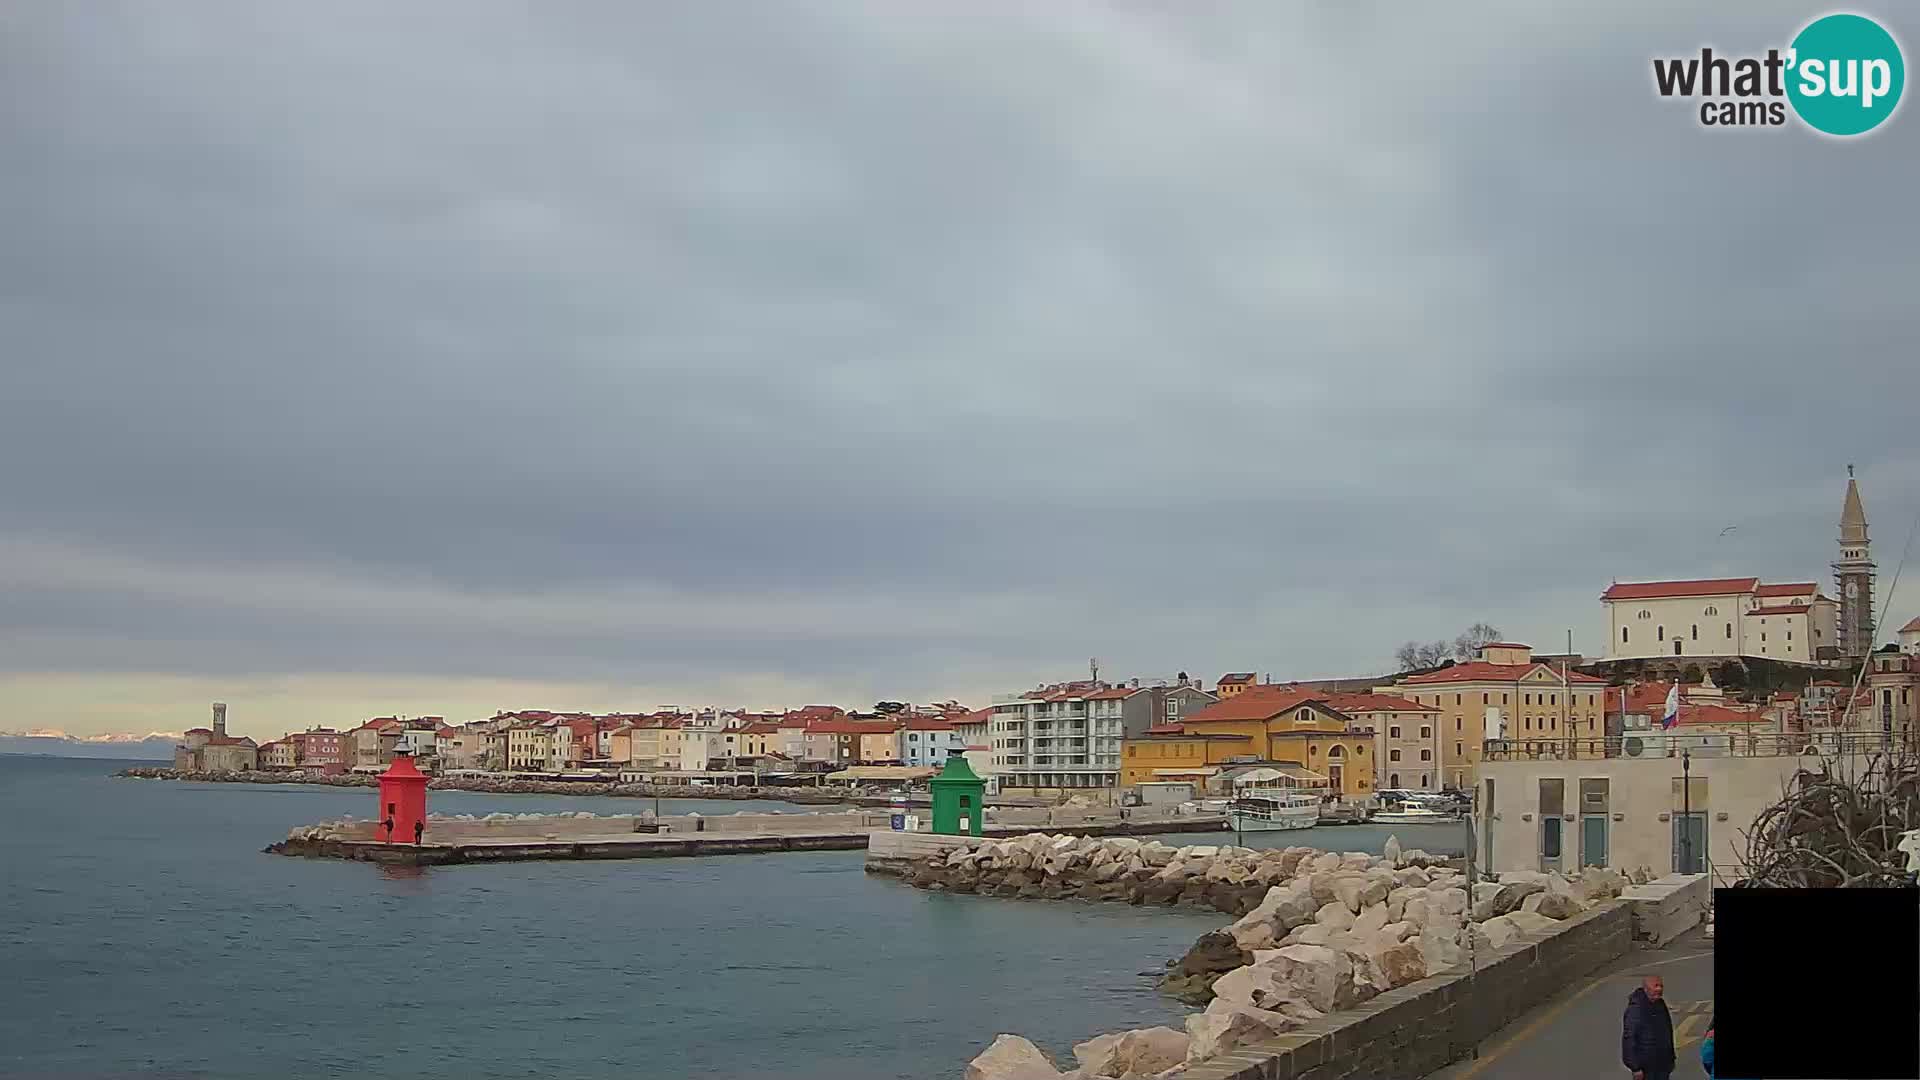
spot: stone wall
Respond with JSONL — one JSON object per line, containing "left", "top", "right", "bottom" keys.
{"left": 1181, "top": 901, "right": 1634, "bottom": 1080}
{"left": 1619, "top": 873, "right": 1709, "bottom": 946}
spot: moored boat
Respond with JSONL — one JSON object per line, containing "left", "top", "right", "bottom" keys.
{"left": 1227, "top": 787, "right": 1320, "bottom": 832}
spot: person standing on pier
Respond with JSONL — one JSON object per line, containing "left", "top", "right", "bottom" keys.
{"left": 1622, "top": 975, "right": 1676, "bottom": 1080}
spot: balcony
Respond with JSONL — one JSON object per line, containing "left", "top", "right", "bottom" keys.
{"left": 1482, "top": 731, "right": 1906, "bottom": 762}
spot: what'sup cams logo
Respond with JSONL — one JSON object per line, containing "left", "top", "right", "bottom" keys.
{"left": 1653, "top": 12, "right": 1904, "bottom": 135}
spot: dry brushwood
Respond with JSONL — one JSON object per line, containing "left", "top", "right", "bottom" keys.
{"left": 1739, "top": 750, "right": 1920, "bottom": 888}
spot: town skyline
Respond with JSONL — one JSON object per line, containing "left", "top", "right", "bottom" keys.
{"left": 4, "top": 3, "right": 1916, "bottom": 741}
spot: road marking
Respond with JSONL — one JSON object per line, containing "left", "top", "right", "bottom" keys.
{"left": 1443, "top": 953, "right": 1713, "bottom": 1080}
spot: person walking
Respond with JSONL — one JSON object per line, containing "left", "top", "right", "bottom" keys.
{"left": 1622, "top": 975, "right": 1677, "bottom": 1080}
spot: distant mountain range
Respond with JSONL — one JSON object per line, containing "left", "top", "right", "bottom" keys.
{"left": 0, "top": 729, "right": 181, "bottom": 759}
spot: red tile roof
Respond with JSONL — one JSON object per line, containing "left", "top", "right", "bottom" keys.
{"left": 1084, "top": 687, "right": 1138, "bottom": 700}
{"left": 1900, "top": 617, "right": 1920, "bottom": 634}
{"left": 737, "top": 722, "right": 783, "bottom": 735}
{"left": 1217, "top": 673, "right": 1257, "bottom": 684}
{"left": 1601, "top": 577, "right": 1759, "bottom": 601}
{"left": 1749, "top": 604, "right": 1811, "bottom": 616}
{"left": 805, "top": 719, "right": 898, "bottom": 736}
{"left": 1479, "top": 642, "right": 1532, "bottom": 650}
{"left": 1677, "top": 703, "right": 1769, "bottom": 726}
{"left": 902, "top": 717, "right": 955, "bottom": 731}
{"left": 1181, "top": 686, "right": 1324, "bottom": 722}
{"left": 1321, "top": 692, "right": 1438, "bottom": 714}
{"left": 184, "top": 727, "right": 212, "bottom": 735}
{"left": 1400, "top": 662, "right": 1607, "bottom": 685}
{"left": 1755, "top": 583, "right": 1818, "bottom": 597}
{"left": 1143, "top": 723, "right": 1187, "bottom": 735}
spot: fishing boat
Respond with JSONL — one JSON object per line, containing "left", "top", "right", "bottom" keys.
{"left": 1227, "top": 787, "right": 1321, "bottom": 832}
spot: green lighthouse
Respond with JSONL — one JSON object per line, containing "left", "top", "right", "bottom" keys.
{"left": 928, "top": 750, "right": 986, "bottom": 836}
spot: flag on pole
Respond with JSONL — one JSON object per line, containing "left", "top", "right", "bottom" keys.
{"left": 1660, "top": 682, "right": 1681, "bottom": 730}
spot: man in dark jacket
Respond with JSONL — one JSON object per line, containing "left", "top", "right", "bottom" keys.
{"left": 1621, "top": 975, "right": 1676, "bottom": 1080}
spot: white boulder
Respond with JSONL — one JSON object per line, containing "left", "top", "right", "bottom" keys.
{"left": 966, "top": 1035, "right": 1061, "bottom": 1080}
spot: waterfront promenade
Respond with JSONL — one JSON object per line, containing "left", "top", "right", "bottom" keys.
{"left": 1423, "top": 930, "right": 1714, "bottom": 1080}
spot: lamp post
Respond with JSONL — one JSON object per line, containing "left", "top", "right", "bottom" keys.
{"left": 1681, "top": 747, "right": 1693, "bottom": 874}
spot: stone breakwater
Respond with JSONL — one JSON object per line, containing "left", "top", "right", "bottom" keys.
{"left": 115, "top": 766, "right": 865, "bottom": 805}
{"left": 931, "top": 833, "right": 1632, "bottom": 1080}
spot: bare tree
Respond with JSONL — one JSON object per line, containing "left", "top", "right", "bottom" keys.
{"left": 1394, "top": 642, "right": 1423, "bottom": 671}
{"left": 1452, "top": 622, "right": 1505, "bottom": 661}
{"left": 1416, "top": 640, "right": 1453, "bottom": 668}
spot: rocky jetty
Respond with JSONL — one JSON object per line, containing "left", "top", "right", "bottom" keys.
{"left": 116, "top": 766, "right": 865, "bottom": 805}
{"left": 953, "top": 835, "right": 1632, "bottom": 1079}
{"left": 904, "top": 834, "right": 1453, "bottom": 920}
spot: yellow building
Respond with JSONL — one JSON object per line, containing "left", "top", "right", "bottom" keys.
{"left": 857, "top": 726, "right": 902, "bottom": 764}
{"left": 1119, "top": 731, "right": 1248, "bottom": 788}
{"left": 626, "top": 720, "right": 684, "bottom": 769}
{"left": 1215, "top": 673, "right": 1257, "bottom": 698}
{"left": 1121, "top": 687, "right": 1377, "bottom": 797}
{"left": 1382, "top": 642, "right": 1609, "bottom": 790}
{"left": 506, "top": 724, "right": 551, "bottom": 771}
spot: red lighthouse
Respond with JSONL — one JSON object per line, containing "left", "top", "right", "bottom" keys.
{"left": 376, "top": 751, "right": 429, "bottom": 844}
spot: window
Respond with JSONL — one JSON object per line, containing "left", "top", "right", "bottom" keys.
{"left": 1623, "top": 627, "right": 1630, "bottom": 643}
{"left": 1726, "top": 623, "right": 1733, "bottom": 639}
{"left": 1421, "top": 774, "right": 1429, "bottom": 787}
{"left": 1704, "top": 605, "right": 1718, "bottom": 616}
{"left": 1456, "top": 718, "right": 1462, "bottom": 731}
{"left": 1126, "top": 746, "right": 1134, "bottom": 757}
{"left": 1456, "top": 694, "right": 1462, "bottom": 705}
{"left": 1455, "top": 742, "right": 1464, "bottom": 757}
{"left": 1420, "top": 749, "right": 1432, "bottom": 761}
{"left": 1483, "top": 693, "right": 1490, "bottom": 705}
{"left": 1523, "top": 717, "right": 1531, "bottom": 731}
{"left": 1420, "top": 725, "right": 1432, "bottom": 738}
{"left": 1328, "top": 745, "right": 1344, "bottom": 759}
{"left": 1389, "top": 725, "right": 1402, "bottom": 738}
{"left": 1691, "top": 625, "right": 1698, "bottom": 640}
{"left": 1308, "top": 744, "right": 1317, "bottom": 755}
{"left": 1657, "top": 625, "right": 1665, "bottom": 641}
{"left": 1390, "top": 749, "right": 1401, "bottom": 761}
{"left": 1638, "top": 609, "right": 1651, "bottom": 619}
{"left": 1787, "top": 629, "right": 1792, "bottom": 641}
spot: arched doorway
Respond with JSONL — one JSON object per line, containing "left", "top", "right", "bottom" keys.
{"left": 1326, "top": 744, "right": 1345, "bottom": 794}
{"left": 1389, "top": 772, "right": 1400, "bottom": 788}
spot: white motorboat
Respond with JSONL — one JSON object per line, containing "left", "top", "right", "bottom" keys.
{"left": 1227, "top": 787, "right": 1320, "bottom": 832}
{"left": 1370, "top": 805, "right": 1457, "bottom": 825}
{"left": 1371, "top": 796, "right": 1461, "bottom": 825}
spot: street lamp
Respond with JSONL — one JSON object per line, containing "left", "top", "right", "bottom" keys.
{"left": 1681, "top": 747, "right": 1693, "bottom": 874}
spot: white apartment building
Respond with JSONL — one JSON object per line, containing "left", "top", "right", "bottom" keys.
{"left": 989, "top": 684, "right": 1129, "bottom": 791}
{"left": 679, "top": 724, "right": 737, "bottom": 772}
{"left": 1602, "top": 577, "right": 1838, "bottom": 663}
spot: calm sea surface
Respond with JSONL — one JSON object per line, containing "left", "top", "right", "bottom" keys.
{"left": 0, "top": 756, "right": 1464, "bottom": 1079}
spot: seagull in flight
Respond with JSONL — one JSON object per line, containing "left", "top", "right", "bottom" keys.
{"left": 1718, "top": 525, "right": 1738, "bottom": 537}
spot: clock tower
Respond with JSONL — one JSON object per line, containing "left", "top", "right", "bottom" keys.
{"left": 1834, "top": 465, "right": 1876, "bottom": 659}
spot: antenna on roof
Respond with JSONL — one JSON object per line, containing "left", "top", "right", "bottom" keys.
{"left": 1090, "top": 657, "right": 1099, "bottom": 684}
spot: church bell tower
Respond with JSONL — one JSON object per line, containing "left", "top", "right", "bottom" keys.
{"left": 1834, "top": 465, "right": 1876, "bottom": 658}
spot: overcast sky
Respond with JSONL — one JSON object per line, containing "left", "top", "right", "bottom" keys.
{"left": 4, "top": 3, "right": 1916, "bottom": 738}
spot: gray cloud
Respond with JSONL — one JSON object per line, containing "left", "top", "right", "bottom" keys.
{"left": 4, "top": 2, "right": 1918, "bottom": 728}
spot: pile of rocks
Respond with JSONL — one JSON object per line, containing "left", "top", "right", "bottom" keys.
{"left": 906, "top": 834, "right": 1451, "bottom": 918}
{"left": 959, "top": 839, "right": 1631, "bottom": 1079}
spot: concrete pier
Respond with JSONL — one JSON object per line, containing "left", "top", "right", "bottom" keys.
{"left": 268, "top": 808, "right": 1230, "bottom": 866}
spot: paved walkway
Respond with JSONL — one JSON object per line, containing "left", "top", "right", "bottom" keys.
{"left": 1425, "top": 930, "right": 1714, "bottom": 1080}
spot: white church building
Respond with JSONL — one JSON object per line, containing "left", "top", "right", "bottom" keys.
{"left": 1601, "top": 577, "right": 1837, "bottom": 663}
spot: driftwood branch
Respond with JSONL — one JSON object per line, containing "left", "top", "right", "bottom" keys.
{"left": 1736, "top": 746, "right": 1919, "bottom": 888}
